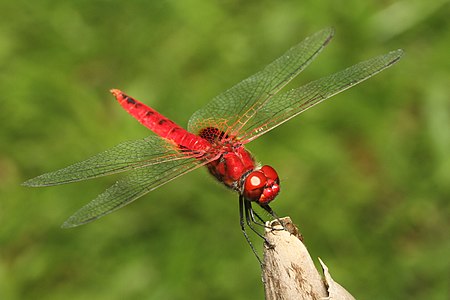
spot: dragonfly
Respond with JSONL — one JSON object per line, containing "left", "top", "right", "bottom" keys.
{"left": 24, "top": 28, "right": 402, "bottom": 263}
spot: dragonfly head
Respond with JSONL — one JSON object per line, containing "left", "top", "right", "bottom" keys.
{"left": 242, "top": 165, "right": 280, "bottom": 204}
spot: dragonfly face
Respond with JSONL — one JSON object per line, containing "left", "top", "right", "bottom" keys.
{"left": 242, "top": 165, "right": 280, "bottom": 205}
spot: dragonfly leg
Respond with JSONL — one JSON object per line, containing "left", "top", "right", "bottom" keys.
{"left": 244, "top": 200, "right": 269, "bottom": 240}
{"left": 239, "top": 195, "right": 263, "bottom": 266}
{"left": 260, "top": 204, "right": 287, "bottom": 231}
{"left": 247, "top": 205, "right": 267, "bottom": 227}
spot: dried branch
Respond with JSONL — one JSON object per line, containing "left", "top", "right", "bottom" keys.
{"left": 262, "top": 217, "right": 355, "bottom": 300}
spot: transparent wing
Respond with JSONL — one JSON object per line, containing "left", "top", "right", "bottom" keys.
{"left": 188, "top": 28, "right": 334, "bottom": 137}
{"left": 61, "top": 155, "right": 208, "bottom": 228}
{"left": 22, "top": 136, "right": 204, "bottom": 187}
{"left": 239, "top": 49, "right": 404, "bottom": 143}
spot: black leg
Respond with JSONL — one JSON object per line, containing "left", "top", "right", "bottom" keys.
{"left": 243, "top": 200, "right": 267, "bottom": 240}
{"left": 260, "top": 204, "right": 277, "bottom": 218}
{"left": 248, "top": 207, "right": 267, "bottom": 226}
{"left": 260, "top": 204, "right": 286, "bottom": 231}
{"left": 239, "top": 195, "right": 263, "bottom": 266}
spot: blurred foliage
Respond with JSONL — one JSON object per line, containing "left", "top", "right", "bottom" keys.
{"left": 1, "top": 0, "right": 449, "bottom": 299}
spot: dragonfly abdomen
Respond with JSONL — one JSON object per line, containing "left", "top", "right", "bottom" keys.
{"left": 111, "top": 89, "right": 211, "bottom": 152}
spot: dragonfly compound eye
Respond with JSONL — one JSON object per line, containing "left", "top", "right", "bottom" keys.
{"left": 260, "top": 165, "right": 279, "bottom": 183}
{"left": 243, "top": 167, "right": 280, "bottom": 204}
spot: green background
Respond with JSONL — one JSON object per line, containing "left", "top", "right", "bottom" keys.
{"left": 1, "top": 0, "right": 449, "bottom": 299}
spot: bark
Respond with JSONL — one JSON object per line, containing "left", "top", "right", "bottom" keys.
{"left": 262, "top": 217, "right": 355, "bottom": 300}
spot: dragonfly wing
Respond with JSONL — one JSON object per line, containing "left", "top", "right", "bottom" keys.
{"left": 23, "top": 136, "right": 202, "bottom": 187}
{"left": 238, "top": 49, "right": 404, "bottom": 143}
{"left": 61, "top": 155, "right": 208, "bottom": 228}
{"left": 188, "top": 28, "right": 334, "bottom": 137}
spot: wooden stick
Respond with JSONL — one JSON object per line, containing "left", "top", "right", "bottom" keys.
{"left": 262, "top": 217, "right": 355, "bottom": 300}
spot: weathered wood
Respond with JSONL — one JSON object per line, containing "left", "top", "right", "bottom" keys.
{"left": 262, "top": 217, "right": 355, "bottom": 300}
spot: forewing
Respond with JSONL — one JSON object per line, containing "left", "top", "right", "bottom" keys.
{"left": 61, "top": 154, "right": 207, "bottom": 228}
{"left": 23, "top": 136, "right": 202, "bottom": 187}
{"left": 238, "top": 49, "right": 404, "bottom": 143}
{"left": 188, "top": 28, "right": 334, "bottom": 137}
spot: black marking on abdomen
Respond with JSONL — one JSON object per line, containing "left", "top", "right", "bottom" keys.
{"left": 125, "top": 97, "right": 136, "bottom": 104}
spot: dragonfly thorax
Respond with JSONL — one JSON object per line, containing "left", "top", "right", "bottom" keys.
{"left": 199, "top": 126, "right": 280, "bottom": 204}
{"left": 205, "top": 146, "right": 255, "bottom": 188}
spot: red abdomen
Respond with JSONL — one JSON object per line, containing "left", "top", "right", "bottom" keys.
{"left": 111, "top": 89, "right": 211, "bottom": 151}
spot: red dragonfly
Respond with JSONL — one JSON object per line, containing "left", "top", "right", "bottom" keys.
{"left": 24, "top": 28, "right": 402, "bottom": 260}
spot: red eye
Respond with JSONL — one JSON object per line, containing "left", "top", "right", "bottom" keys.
{"left": 243, "top": 171, "right": 266, "bottom": 201}
{"left": 242, "top": 166, "right": 280, "bottom": 203}
{"left": 245, "top": 171, "right": 266, "bottom": 190}
{"left": 260, "top": 165, "right": 279, "bottom": 182}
